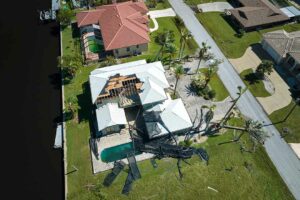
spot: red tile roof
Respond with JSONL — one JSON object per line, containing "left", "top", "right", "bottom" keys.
{"left": 76, "top": 1, "right": 150, "bottom": 51}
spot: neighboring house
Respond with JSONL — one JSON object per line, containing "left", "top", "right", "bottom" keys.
{"left": 227, "top": 0, "right": 289, "bottom": 30}
{"left": 76, "top": 1, "right": 150, "bottom": 61}
{"left": 262, "top": 30, "right": 300, "bottom": 81}
{"left": 89, "top": 60, "right": 192, "bottom": 139}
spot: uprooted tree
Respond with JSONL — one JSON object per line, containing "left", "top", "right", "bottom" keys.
{"left": 100, "top": 86, "right": 269, "bottom": 195}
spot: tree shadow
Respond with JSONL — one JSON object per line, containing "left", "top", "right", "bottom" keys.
{"left": 250, "top": 43, "right": 274, "bottom": 61}
{"left": 185, "top": 84, "right": 198, "bottom": 97}
{"left": 244, "top": 72, "right": 260, "bottom": 85}
{"left": 48, "top": 72, "right": 61, "bottom": 90}
{"left": 71, "top": 22, "right": 80, "bottom": 39}
{"left": 77, "top": 81, "right": 93, "bottom": 123}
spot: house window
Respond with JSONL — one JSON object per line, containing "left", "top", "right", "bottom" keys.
{"left": 136, "top": 45, "right": 139, "bottom": 49}
{"left": 127, "top": 47, "right": 130, "bottom": 52}
{"left": 115, "top": 49, "right": 119, "bottom": 54}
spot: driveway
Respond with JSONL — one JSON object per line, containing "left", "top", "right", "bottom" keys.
{"left": 169, "top": 0, "right": 300, "bottom": 199}
{"left": 148, "top": 8, "right": 176, "bottom": 32}
{"left": 197, "top": 2, "right": 233, "bottom": 12}
{"left": 229, "top": 46, "right": 292, "bottom": 114}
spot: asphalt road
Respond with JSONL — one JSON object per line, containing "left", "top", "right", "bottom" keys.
{"left": 0, "top": 0, "right": 63, "bottom": 199}
{"left": 169, "top": 0, "right": 300, "bottom": 199}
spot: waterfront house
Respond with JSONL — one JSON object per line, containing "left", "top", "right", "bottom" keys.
{"left": 76, "top": 1, "right": 150, "bottom": 61}
{"left": 89, "top": 60, "right": 192, "bottom": 139}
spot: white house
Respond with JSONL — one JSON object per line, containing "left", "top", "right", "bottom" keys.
{"left": 89, "top": 60, "right": 193, "bottom": 139}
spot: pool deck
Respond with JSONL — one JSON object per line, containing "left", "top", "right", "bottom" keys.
{"left": 91, "top": 127, "right": 153, "bottom": 174}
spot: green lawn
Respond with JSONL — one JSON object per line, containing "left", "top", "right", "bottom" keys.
{"left": 196, "top": 12, "right": 300, "bottom": 58}
{"left": 185, "top": 0, "right": 227, "bottom": 6}
{"left": 64, "top": 82, "right": 293, "bottom": 200}
{"left": 121, "top": 17, "right": 199, "bottom": 63}
{"left": 61, "top": 25, "right": 81, "bottom": 56}
{"left": 149, "top": 18, "right": 155, "bottom": 29}
{"left": 270, "top": 100, "right": 300, "bottom": 143}
{"left": 200, "top": 68, "right": 229, "bottom": 101}
{"left": 240, "top": 69, "right": 271, "bottom": 97}
{"left": 147, "top": 0, "right": 171, "bottom": 10}
{"left": 62, "top": 16, "right": 292, "bottom": 200}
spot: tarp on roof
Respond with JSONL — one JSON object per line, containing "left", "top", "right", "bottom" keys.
{"left": 280, "top": 6, "right": 300, "bottom": 18}
{"left": 96, "top": 103, "right": 127, "bottom": 131}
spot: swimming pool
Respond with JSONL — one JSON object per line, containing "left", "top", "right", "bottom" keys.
{"left": 101, "top": 142, "right": 141, "bottom": 163}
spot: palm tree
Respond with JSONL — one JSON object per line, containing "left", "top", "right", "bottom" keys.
{"left": 178, "top": 27, "right": 192, "bottom": 60}
{"left": 256, "top": 60, "right": 274, "bottom": 79}
{"left": 203, "top": 63, "right": 218, "bottom": 88}
{"left": 164, "top": 43, "right": 177, "bottom": 62}
{"left": 65, "top": 96, "right": 79, "bottom": 121}
{"left": 58, "top": 53, "right": 83, "bottom": 78}
{"left": 195, "top": 42, "right": 211, "bottom": 74}
{"left": 174, "top": 65, "right": 184, "bottom": 96}
{"left": 105, "top": 56, "right": 117, "bottom": 66}
{"left": 219, "top": 86, "right": 247, "bottom": 126}
{"left": 219, "top": 120, "right": 268, "bottom": 152}
{"left": 155, "top": 30, "right": 175, "bottom": 61}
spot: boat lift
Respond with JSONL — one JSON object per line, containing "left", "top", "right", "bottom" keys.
{"left": 39, "top": 0, "right": 60, "bottom": 21}
{"left": 54, "top": 122, "right": 63, "bottom": 149}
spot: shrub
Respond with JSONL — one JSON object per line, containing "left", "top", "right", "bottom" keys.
{"left": 56, "top": 9, "right": 74, "bottom": 25}
{"left": 208, "top": 90, "right": 216, "bottom": 99}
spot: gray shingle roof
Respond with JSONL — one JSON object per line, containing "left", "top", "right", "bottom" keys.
{"left": 229, "top": 0, "right": 289, "bottom": 29}
{"left": 263, "top": 30, "right": 300, "bottom": 62}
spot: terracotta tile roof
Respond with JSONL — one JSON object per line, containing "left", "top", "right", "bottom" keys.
{"left": 76, "top": 1, "right": 150, "bottom": 51}
{"left": 229, "top": 0, "right": 289, "bottom": 29}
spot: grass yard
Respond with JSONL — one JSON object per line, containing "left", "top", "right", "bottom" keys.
{"left": 185, "top": 0, "right": 227, "bottom": 6}
{"left": 196, "top": 12, "right": 300, "bottom": 58}
{"left": 147, "top": 0, "right": 171, "bottom": 10}
{"left": 61, "top": 20, "right": 293, "bottom": 200}
{"left": 63, "top": 77, "right": 293, "bottom": 200}
{"left": 149, "top": 18, "right": 155, "bottom": 29}
{"left": 61, "top": 24, "right": 81, "bottom": 56}
{"left": 200, "top": 68, "right": 229, "bottom": 101}
{"left": 270, "top": 100, "right": 300, "bottom": 143}
{"left": 121, "top": 17, "right": 199, "bottom": 63}
{"left": 240, "top": 69, "right": 271, "bottom": 97}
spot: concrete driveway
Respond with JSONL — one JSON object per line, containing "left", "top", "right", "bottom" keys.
{"left": 148, "top": 8, "right": 176, "bottom": 32}
{"left": 197, "top": 2, "right": 233, "bottom": 12}
{"left": 229, "top": 46, "right": 292, "bottom": 114}
{"left": 169, "top": 1, "right": 300, "bottom": 198}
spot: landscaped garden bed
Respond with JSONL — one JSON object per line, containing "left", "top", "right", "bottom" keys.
{"left": 240, "top": 69, "right": 271, "bottom": 98}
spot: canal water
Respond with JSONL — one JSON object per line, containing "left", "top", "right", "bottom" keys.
{"left": 0, "top": 0, "right": 63, "bottom": 199}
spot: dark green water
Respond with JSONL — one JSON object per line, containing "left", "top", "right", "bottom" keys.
{"left": 101, "top": 142, "right": 140, "bottom": 162}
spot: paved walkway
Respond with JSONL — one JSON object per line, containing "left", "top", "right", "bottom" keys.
{"left": 169, "top": 0, "right": 300, "bottom": 199}
{"left": 289, "top": 143, "right": 300, "bottom": 159}
{"left": 148, "top": 8, "right": 176, "bottom": 32}
{"left": 197, "top": 2, "right": 233, "bottom": 12}
{"left": 229, "top": 46, "right": 292, "bottom": 114}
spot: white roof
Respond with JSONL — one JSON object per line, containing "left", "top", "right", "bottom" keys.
{"left": 145, "top": 95, "right": 192, "bottom": 138}
{"left": 281, "top": 6, "right": 300, "bottom": 18}
{"left": 89, "top": 60, "right": 169, "bottom": 103}
{"left": 95, "top": 102, "right": 127, "bottom": 131}
{"left": 139, "top": 78, "right": 167, "bottom": 105}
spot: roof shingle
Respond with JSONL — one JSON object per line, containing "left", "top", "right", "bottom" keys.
{"left": 76, "top": 1, "right": 150, "bottom": 50}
